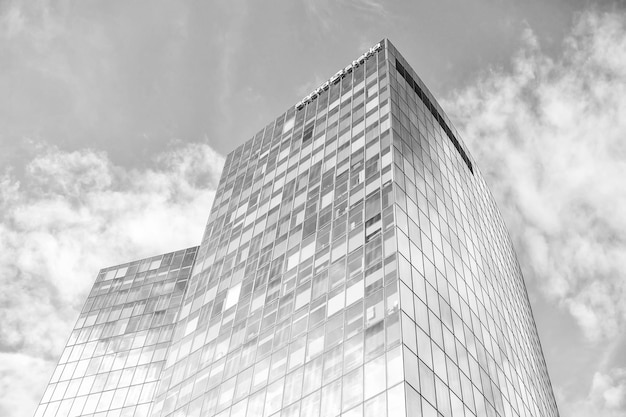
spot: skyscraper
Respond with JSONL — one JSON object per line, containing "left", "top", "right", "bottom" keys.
{"left": 35, "top": 39, "right": 559, "bottom": 417}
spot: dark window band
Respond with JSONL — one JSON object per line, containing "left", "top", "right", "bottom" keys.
{"left": 395, "top": 59, "right": 473, "bottom": 174}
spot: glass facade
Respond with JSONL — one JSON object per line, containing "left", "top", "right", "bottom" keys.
{"left": 35, "top": 247, "right": 198, "bottom": 417}
{"left": 386, "top": 42, "right": 558, "bottom": 417}
{"left": 35, "top": 39, "right": 558, "bottom": 417}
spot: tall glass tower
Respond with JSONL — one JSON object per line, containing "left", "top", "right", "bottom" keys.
{"left": 35, "top": 39, "right": 559, "bottom": 417}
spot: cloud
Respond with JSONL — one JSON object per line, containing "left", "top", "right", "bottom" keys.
{"left": 302, "top": 0, "right": 388, "bottom": 31}
{"left": 343, "top": 0, "right": 387, "bottom": 15}
{"left": 0, "top": 141, "right": 223, "bottom": 416}
{"left": 0, "top": 0, "right": 117, "bottom": 136}
{"left": 0, "top": 0, "right": 244, "bottom": 163}
{"left": 445, "top": 10, "right": 626, "bottom": 345}
{"left": 0, "top": 353, "right": 53, "bottom": 417}
{"left": 559, "top": 368, "right": 626, "bottom": 417}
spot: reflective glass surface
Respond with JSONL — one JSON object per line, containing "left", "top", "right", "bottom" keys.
{"left": 387, "top": 42, "right": 559, "bottom": 417}
{"left": 35, "top": 247, "right": 198, "bottom": 417}
{"left": 149, "top": 44, "right": 398, "bottom": 417}
{"left": 35, "top": 39, "right": 558, "bottom": 417}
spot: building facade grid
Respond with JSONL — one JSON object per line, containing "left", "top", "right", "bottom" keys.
{"left": 36, "top": 247, "right": 198, "bottom": 417}
{"left": 34, "top": 39, "right": 559, "bottom": 417}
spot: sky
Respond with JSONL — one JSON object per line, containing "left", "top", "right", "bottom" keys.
{"left": 1, "top": 1, "right": 625, "bottom": 416}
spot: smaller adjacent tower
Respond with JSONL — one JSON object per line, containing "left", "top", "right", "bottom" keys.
{"left": 35, "top": 247, "right": 198, "bottom": 417}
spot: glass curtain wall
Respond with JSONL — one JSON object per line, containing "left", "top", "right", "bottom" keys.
{"left": 149, "top": 43, "right": 404, "bottom": 417}
{"left": 387, "top": 42, "right": 559, "bottom": 417}
{"left": 34, "top": 39, "right": 559, "bottom": 417}
{"left": 35, "top": 247, "right": 198, "bottom": 417}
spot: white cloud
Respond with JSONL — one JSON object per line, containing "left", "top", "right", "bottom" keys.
{"left": 0, "top": 141, "right": 223, "bottom": 416}
{"left": 343, "top": 0, "right": 387, "bottom": 16}
{"left": 0, "top": 353, "right": 54, "bottom": 417}
{"left": 559, "top": 368, "right": 626, "bottom": 417}
{"left": 302, "top": 0, "right": 389, "bottom": 31}
{"left": 445, "top": 10, "right": 626, "bottom": 345}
